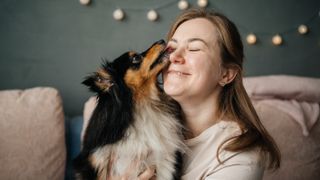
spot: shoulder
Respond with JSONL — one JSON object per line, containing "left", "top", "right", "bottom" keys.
{"left": 181, "top": 121, "right": 264, "bottom": 180}
{"left": 208, "top": 148, "right": 264, "bottom": 180}
{"left": 217, "top": 121, "right": 263, "bottom": 165}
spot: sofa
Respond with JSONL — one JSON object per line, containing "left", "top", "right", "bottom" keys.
{"left": 0, "top": 75, "right": 319, "bottom": 180}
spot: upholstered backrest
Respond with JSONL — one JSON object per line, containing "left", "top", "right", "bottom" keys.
{"left": 254, "top": 101, "right": 320, "bottom": 180}
{"left": 0, "top": 87, "right": 66, "bottom": 180}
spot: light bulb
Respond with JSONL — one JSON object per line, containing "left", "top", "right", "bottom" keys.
{"left": 272, "top": 34, "right": 283, "bottom": 46}
{"left": 147, "top": 9, "right": 158, "bottom": 21}
{"left": 298, "top": 24, "right": 308, "bottom": 35}
{"left": 178, "top": 0, "right": 189, "bottom": 10}
{"left": 113, "top": 9, "right": 125, "bottom": 21}
{"left": 246, "top": 33, "right": 257, "bottom": 45}
{"left": 197, "top": 0, "right": 208, "bottom": 8}
{"left": 79, "top": 0, "right": 90, "bottom": 5}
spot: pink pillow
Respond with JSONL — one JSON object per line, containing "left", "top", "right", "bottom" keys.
{"left": 254, "top": 101, "right": 320, "bottom": 180}
{"left": 0, "top": 87, "right": 66, "bottom": 180}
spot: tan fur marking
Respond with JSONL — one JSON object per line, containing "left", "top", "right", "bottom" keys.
{"left": 95, "top": 69, "right": 113, "bottom": 92}
{"left": 89, "top": 150, "right": 110, "bottom": 180}
{"left": 128, "top": 51, "right": 136, "bottom": 57}
{"left": 124, "top": 43, "right": 167, "bottom": 101}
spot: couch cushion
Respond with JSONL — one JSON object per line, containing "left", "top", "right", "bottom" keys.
{"left": 0, "top": 87, "right": 66, "bottom": 180}
{"left": 82, "top": 96, "right": 96, "bottom": 141}
{"left": 254, "top": 101, "right": 320, "bottom": 180}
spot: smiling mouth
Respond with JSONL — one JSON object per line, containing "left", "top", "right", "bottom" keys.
{"left": 167, "top": 70, "right": 190, "bottom": 76}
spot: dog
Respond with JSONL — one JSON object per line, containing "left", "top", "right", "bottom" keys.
{"left": 73, "top": 40, "right": 185, "bottom": 180}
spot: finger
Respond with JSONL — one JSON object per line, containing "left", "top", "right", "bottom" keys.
{"left": 107, "top": 153, "right": 117, "bottom": 179}
{"left": 138, "top": 167, "right": 156, "bottom": 180}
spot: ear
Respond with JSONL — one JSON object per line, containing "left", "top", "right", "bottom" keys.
{"left": 83, "top": 69, "right": 114, "bottom": 93}
{"left": 218, "top": 65, "right": 238, "bottom": 87}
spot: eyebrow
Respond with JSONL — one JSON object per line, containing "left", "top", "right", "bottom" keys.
{"left": 170, "top": 38, "right": 209, "bottom": 47}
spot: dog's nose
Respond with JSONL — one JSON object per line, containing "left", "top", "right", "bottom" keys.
{"left": 155, "top": 39, "right": 166, "bottom": 45}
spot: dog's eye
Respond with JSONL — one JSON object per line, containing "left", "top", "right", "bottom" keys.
{"left": 132, "top": 55, "right": 142, "bottom": 64}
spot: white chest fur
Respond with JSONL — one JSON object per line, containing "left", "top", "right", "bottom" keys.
{"left": 90, "top": 101, "right": 184, "bottom": 180}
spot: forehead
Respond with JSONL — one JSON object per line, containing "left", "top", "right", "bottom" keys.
{"left": 172, "top": 18, "right": 219, "bottom": 44}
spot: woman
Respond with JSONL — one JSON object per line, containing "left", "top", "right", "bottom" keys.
{"left": 161, "top": 8, "right": 281, "bottom": 180}
{"left": 114, "top": 8, "right": 281, "bottom": 180}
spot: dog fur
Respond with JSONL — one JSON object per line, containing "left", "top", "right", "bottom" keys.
{"left": 73, "top": 40, "right": 184, "bottom": 180}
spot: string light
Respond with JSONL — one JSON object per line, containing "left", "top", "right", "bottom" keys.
{"left": 147, "top": 9, "right": 158, "bottom": 21}
{"left": 178, "top": 0, "right": 189, "bottom": 10}
{"left": 246, "top": 33, "right": 257, "bottom": 45}
{"left": 240, "top": 9, "right": 319, "bottom": 46}
{"left": 298, "top": 24, "right": 308, "bottom": 35}
{"left": 113, "top": 9, "right": 125, "bottom": 21}
{"left": 272, "top": 34, "right": 283, "bottom": 46}
{"left": 80, "top": 1, "right": 319, "bottom": 46}
{"left": 197, "top": 0, "right": 208, "bottom": 8}
{"left": 79, "top": 0, "right": 90, "bottom": 6}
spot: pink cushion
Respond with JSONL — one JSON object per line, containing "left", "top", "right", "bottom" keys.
{"left": 254, "top": 101, "right": 320, "bottom": 180}
{"left": 0, "top": 87, "right": 66, "bottom": 180}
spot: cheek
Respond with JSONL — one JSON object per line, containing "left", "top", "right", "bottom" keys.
{"left": 187, "top": 54, "right": 212, "bottom": 71}
{"left": 190, "top": 54, "right": 222, "bottom": 81}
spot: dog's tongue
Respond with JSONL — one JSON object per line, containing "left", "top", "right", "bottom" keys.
{"left": 164, "top": 47, "right": 174, "bottom": 54}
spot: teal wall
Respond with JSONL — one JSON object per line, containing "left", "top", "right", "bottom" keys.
{"left": 1, "top": 0, "right": 320, "bottom": 116}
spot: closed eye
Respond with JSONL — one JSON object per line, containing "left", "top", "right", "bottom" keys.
{"left": 189, "top": 49, "right": 200, "bottom": 52}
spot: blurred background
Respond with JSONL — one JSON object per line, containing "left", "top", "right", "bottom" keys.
{"left": 1, "top": 0, "right": 319, "bottom": 117}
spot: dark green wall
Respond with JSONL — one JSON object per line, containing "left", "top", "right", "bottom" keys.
{"left": 1, "top": 0, "right": 319, "bottom": 116}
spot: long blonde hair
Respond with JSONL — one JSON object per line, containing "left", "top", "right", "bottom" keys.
{"left": 167, "top": 8, "right": 280, "bottom": 170}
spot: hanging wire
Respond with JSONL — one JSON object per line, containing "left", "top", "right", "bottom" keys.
{"left": 237, "top": 9, "right": 320, "bottom": 36}
{"left": 110, "top": 1, "right": 319, "bottom": 38}
{"left": 115, "top": 0, "right": 178, "bottom": 11}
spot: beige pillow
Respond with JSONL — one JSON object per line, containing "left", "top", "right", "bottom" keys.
{"left": 82, "top": 96, "right": 97, "bottom": 141}
{"left": 254, "top": 101, "right": 320, "bottom": 180}
{"left": 0, "top": 87, "right": 66, "bottom": 180}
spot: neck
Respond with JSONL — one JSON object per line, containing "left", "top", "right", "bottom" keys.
{"left": 179, "top": 92, "right": 221, "bottom": 139}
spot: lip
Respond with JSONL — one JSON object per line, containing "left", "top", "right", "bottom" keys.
{"left": 167, "top": 69, "right": 191, "bottom": 76}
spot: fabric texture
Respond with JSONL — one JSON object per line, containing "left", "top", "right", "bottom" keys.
{"left": 244, "top": 75, "right": 320, "bottom": 136}
{"left": 254, "top": 101, "right": 320, "bottom": 180}
{"left": 243, "top": 75, "right": 320, "bottom": 102}
{"left": 0, "top": 87, "right": 66, "bottom": 180}
{"left": 82, "top": 96, "right": 97, "bottom": 141}
{"left": 182, "top": 121, "right": 264, "bottom": 180}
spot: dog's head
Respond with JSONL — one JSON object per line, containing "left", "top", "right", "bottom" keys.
{"left": 83, "top": 40, "right": 169, "bottom": 100}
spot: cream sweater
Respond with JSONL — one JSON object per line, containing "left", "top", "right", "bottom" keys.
{"left": 181, "top": 121, "right": 264, "bottom": 180}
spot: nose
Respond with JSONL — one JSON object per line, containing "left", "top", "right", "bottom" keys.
{"left": 154, "top": 39, "right": 166, "bottom": 46}
{"left": 169, "top": 48, "right": 185, "bottom": 64}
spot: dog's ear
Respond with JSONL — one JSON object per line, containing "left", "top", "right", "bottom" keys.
{"left": 83, "top": 69, "right": 114, "bottom": 93}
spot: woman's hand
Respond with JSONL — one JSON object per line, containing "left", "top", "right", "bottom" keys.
{"left": 138, "top": 166, "right": 156, "bottom": 180}
{"left": 106, "top": 167, "right": 156, "bottom": 180}
{"left": 106, "top": 158, "right": 156, "bottom": 180}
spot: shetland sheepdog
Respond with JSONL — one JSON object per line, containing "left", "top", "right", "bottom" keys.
{"left": 73, "top": 40, "right": 184, "bottom": 180}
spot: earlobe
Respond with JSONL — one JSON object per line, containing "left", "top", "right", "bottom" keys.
{"left": 219, "top": 66, "right": 238, "bottom": 86}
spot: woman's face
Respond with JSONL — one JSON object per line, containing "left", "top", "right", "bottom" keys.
{"left": 163, "top": 18, "right": 224, "bottom": 103}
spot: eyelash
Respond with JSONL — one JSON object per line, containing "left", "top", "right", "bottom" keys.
{"left": 189, "top": 49, "right": 200, "bottom": 52}
{"left": 167, "top": 44, "right": 201, "bottom": 53}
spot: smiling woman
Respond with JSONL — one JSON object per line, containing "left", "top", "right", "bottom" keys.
{"left": 162, "top": 8, "right": 281, "bottom": 180}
